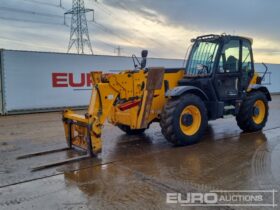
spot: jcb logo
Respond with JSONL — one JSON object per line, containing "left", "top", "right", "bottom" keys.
{"left": 52, "top": 73, "right": 92, "bottom": 88}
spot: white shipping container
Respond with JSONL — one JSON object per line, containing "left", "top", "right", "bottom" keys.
{"left": 0, "top": 49, "right": 278, "bottom": 115}
{"left": 0, "top": 50, "right": 183, "bottom": 114}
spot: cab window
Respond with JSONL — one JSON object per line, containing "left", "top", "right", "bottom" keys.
{"left": 242, "top": 41, "right": 253, "bottom": 76}
{"left": 218, "top": 40, "right": 240, "bottom": 73}
{"left": 186, "top": 41, "right": 219, "bottom": 76}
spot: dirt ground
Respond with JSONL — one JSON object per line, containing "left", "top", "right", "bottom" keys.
{"left": 0, "top": 95, "right": 280, "bottom": 210}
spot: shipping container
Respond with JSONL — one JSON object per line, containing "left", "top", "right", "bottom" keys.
{"left": 0, "top": 49, "right": 183, "bottom": 114}
{"left": 0, "top": 49, "right": 278, "bottom": 115}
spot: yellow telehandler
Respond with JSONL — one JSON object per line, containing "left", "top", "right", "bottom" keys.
{"left": 19, "top": 34, "right": 271, "bottom": 170}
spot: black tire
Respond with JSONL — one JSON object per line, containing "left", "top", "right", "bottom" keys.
{"left": 160, "top": 94, "right": 208, "bottom": 146}
{"left": 117, "top": 124, "right": 146, "bottom": 135}
{"left": 236, "top": 91, "right": 268, "bottom": 132}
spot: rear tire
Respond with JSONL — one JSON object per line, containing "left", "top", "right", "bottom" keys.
{"left": 236, "top": 91, "right": 268, "bottom": 132}
{"left": 160, "top": 94, "right": 208, "bottom": 146}
{"left": 117, "top": 124, "right": 146, "bottom": 135}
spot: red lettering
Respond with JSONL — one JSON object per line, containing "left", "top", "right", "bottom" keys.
{"left": 52, "top": 73, "right": 68, "bottom": 87}
{"left": 69, "top": 73, "right": 85, "bottom": 87}
{"left": 52, "top": 72, "right": 94, "bottom": 88}
{"left": 86, "top": 73, "right": 92, "bottom": 87}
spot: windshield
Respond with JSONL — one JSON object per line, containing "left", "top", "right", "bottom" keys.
{"left": 186, "top": 41, "right": 219, "bottom": 76}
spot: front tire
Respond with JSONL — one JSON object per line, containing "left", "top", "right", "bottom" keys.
{"left": 160, "top": 94, "right": 208, "bottom": 146}
{"left": 236, "top": 91, "right": 268, "bottom": 132}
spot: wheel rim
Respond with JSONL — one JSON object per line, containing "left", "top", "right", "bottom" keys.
{"left": 180, "top": 105, "right": 201, "bottom": 136}
{"left": 252, "top": 100, "right": 266, "bottom": 124}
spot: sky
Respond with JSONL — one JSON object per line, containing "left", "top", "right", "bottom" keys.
{"left": 0, "top": 0, "right": 280, "bottom": 63}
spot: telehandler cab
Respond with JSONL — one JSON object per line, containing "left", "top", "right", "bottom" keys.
{"left": 19, "top": 34, "right": 271, "bottom": 170}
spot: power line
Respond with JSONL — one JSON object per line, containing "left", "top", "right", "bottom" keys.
{"left": 103, "top": 0, "right": 185, "bottom": 50}
{"left": 115, "top": 1, "right": 151, "bottom": 25}
{"left": 0, "top": 14, "right": 64, "bottom": 26}
{"left": 93, "top": 21, "right": 136, "bottom": 45}
{"left": 87, "top": 0, "right": 174, "bottom": 51}
{"left": 91, "top": 25, "right": 129, "bottom": 55}
{"left": 89, "top": 0, "right": 163, "bottom": 47}
{"left": 90, "top": 0, "right": 112, "bottom": 16}
{"left": 22, "top": 0, "right": 60, "bottom": 7}
{"left": 0, "top": 7, "right": 63, "bottom": 18}
{"left": 0, "top": 1, "right": 104, "bottom": 53}
{"left": 2, "top": 0, "right": 177, "bottom": 56}
{"left": 97, "top": 39, "right": 116, "bottom": 49}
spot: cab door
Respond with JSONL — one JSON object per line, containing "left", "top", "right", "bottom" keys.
{"left": 240, "top": 40, "right": 254, "bottom": 91}
{"left": 214, "top": 39, "right": 242, "bottom": 100}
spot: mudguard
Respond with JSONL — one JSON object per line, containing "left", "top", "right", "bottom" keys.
{"left": 249, "top": 84, "right": 272, "bottom": 101}
{"left": 165, "top": 86, "right": 208, "bottom": 101}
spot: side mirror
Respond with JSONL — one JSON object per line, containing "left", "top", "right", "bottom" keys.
{"left": 141, "top": 50, "right": 148, "bottom": 58}
{"left": 140, "top": 50, "right": 148, "bottom": 69}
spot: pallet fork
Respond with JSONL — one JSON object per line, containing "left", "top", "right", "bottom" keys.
{"left": 17, "top": 147, "right": 89, "bottom": 171}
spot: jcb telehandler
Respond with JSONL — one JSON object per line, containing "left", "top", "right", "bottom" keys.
{"left": 19, "top": 34, "right": 271, "bottom": 170}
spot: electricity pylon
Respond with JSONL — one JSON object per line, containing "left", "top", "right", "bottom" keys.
{"left": 64, "top": 0, "right": 94, "bottom": 54}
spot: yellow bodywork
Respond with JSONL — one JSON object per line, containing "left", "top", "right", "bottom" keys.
{"left": 62, "top": 68, "right": 185, "bottom": 155}
{"left": 62, "top": 68, "right": 260, "bottom": 156}
{"left": 247, "top": 72, "right": 260, "bottom": 91}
